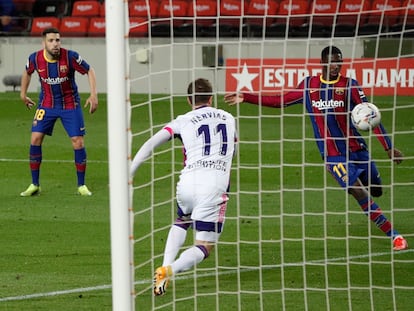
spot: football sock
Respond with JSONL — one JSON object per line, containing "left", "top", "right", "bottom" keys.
{"left": 171, "top": 245, "right": 208, "bottom": 274}
{"left": 29, "top": 145, "right": 42, "bottom": 185}
{"left": 162, "top": 223, "right": 188, "bottom": 266}
{"left": 358, "top": 197, "right": 398, "bottom": 237}
{"left": 74, "top": 148, "right": 87, "bottom": 186}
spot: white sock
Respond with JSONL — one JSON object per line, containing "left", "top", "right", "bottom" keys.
{"left": 162, "top": 225, "right": 187, "bottom": 266}
{"left": 171, "top": 246, "right": 205, "bottom": 274}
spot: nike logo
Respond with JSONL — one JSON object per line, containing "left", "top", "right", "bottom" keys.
{"left": 38, "top": 69, "right": 45, "bottom": 72}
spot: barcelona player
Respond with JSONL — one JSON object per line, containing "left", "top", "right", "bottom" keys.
{"left": 20, "top": 27, "right": 98, "bottom": 196}
{"left": 224, "top": 45, "right": 407, "bottom": 251}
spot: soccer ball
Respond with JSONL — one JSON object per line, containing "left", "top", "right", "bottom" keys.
{"left": 351, "top": 103, "right": 381, "bottom": 131}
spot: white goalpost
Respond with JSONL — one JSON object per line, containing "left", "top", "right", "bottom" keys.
{"left": 107, "top": 0, "right": 414, "bottom": 310}
{"left": 106, "top": 0, "right": 134, "bottom": 310}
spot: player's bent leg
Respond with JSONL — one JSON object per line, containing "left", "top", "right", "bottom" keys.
{"left": 154, "top": 247, "right": 205, "bottom": 296}
{"left": 157, "top": 241, "right": 213, "bottom": 296}
{"left": 350, "top": 183, "right": 403, "bottom": 249}
{"left": 167, "top": 244, "right": 209, "bottom": 282}
{"left": 162, "top": 219, "right": 191, "bottom": 266}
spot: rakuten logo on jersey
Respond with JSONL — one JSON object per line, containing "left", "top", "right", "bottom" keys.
{"left": 41, "top": 76, "right": 69, "bottom": 85}
{"left": 312, "top": 99, "right": 345, "bottom": 110}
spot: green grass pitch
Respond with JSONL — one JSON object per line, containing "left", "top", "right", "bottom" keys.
{"left": 0, "top": 92, "right": 413, "bottom": 310}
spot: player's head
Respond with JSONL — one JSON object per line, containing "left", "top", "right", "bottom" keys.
{"left": 42, "top": 27, "right": 61, "bottom": 60}
{"left": 321, "top": 46, "right": 343, "bottom": 81}
{"left": 187, "top": 78, "right": 213, "bottom": 108}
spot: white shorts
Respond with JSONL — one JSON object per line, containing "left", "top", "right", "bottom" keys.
{"left": 176, "top": 171, "right": 229, "bottom": 224}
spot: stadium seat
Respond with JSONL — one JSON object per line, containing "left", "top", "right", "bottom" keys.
{"left": 202, "top": 0, "right": 246, "bottom": 37}
{"left": 301, "top": 0, "right": 339, "bottom": 37}
{"left": 334, "top": 0, "right": 370, "bottom": 37}
{"left": 174, "top": 0, "right": 218, "bottom": 37}
{"left": 128, "top": 0, "right": 158, "bottom": 18}
{"left": 266, "top": 0, "right": 309, "bottom": 37}
{"left": 242, "top": 0, "right": 279, "bottom": 37}
{"left": 367, "top": 0, "right": 403, "bottom": 26}
{"left": 30, "top": 17, "right": 60, "bottom": 36}
{"left": 128, "top": 0, "right": 158, "bottom": 36}
{"left": 7, "top": 0, "right": 34, "bottom": 36}
{"left": 100, "top": 1, "right": 105, "bottom": 17}
{"left": 129, "top": 17, "right": 149, "bottom": 37}
{"left": 60, "top": 16, "right": 89, "bottom": 37}
{"left": 403, "top": 0, "right": 414, "bottom": 25}
{"left": 87, "top": 17, "right": 105, "bottom": 37}
{"left": 390, "top": 0, "right": 414, "bottom": 37}
{"left": 32, "top": 0, "right": 70, "bottom": 18}
{"left": 71, "top": 1, "right": 101, "bottom": 18}
{"left": 4, "top": 16, "right": 32, "bottom": 36}
{"left": 12, "top": 0, "right": 36, "bottom": 16}
{"left": 358, "top": 0, "right": 403, "bottom": 36}
{"left": 151, "top": 0, "right": 189, "bottom": 37}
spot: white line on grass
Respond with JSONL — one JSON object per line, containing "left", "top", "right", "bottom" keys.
{"left": 0, "top": 158, "right": 108, "bottom": 163}
{"left": 1, "top": 158, "right": 414, "bottom": 170}
{"left": 0, "top": 248, "right": 412, "bottom": 302}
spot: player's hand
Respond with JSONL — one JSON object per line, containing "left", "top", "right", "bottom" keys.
{"left": 224, "top": 93, "right": 244, "bottom": 106}
{"left": 23, "top": 96, "right": 36, "bottom": 110}
{"left": 85, "top": 94, "right": 98, "bottom": 114}
{"left": 387, "top": 148, "right": 403, "bottom": 164}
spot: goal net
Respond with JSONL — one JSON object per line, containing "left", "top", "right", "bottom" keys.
{"left": 107, "top": 0, "right": 414, "bottom": 310}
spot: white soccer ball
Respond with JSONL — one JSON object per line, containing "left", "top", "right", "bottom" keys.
{"left": 351, "top": 102, "right": 381, "bottom": 131}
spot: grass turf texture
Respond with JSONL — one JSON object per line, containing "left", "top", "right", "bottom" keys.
{"left": 1, "top": 92, "right": 413, "bottom": 310}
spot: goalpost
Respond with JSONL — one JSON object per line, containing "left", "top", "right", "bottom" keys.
{"left": 106, "top": 0, "right": 134, "bottom": 310}
{"left": 107, "top": 0, "right": 414, "bottom": 310}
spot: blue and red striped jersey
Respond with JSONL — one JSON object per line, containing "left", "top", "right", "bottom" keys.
{"left": 25, "top": 48, "right": 90, "bottom": 109}
{"left": 243, "top": 74, "right": 392, "bottom": 158}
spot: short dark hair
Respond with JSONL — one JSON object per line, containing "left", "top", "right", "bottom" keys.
{"left": 321, "top": 46, "right": 342, "bottom": 60}
{"left": 187, "top": 78, "right": 213, "bottom": 105}
{"left": 42, "top": 27, "right": 60, "bottom": 37}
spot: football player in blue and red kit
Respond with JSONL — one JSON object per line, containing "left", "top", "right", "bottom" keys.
{"left": 20, "top": 27, "right": 98, "bottom": 197}
{"left": 224, "top": 45, "right": 408, "bottom": 251}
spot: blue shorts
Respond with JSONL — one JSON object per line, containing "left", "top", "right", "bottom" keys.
{"left": 31, "top": 106, "right": 85, "bottom": 137}
{"left": 326, "top": 149, "right": 381, "bottom": 189}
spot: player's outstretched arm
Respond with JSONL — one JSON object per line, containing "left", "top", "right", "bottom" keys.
{"left": 224, "top": 93, "right": 245, "bottom": 106}
{"left": 387, "top": 148, "right": 403, "bottom": 164}
{"left": 130, "top": 128, "right": 172, "bottom": 177}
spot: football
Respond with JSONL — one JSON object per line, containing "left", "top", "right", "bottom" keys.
{"left": 351, "top": 102, "right": 381, "bottom": 131}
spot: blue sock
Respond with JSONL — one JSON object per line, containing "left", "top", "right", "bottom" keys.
{"left": 357, "top": 197, "right": 398, "bottom": 238}
{"left": 29, "top": 145, "right": 42, "bottom": 185}
{"left": 74, "top": 148, "right": 87, "bottom": 186}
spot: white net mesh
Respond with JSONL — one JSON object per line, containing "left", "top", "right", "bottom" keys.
{"left": 125, "top": 1, "right": 414, "bottom": 310}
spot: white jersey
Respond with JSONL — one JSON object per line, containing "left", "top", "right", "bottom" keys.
{"left": 165, "top": 106, "right": 237, "bottom": 222}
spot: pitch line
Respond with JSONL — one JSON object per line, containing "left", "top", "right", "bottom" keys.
{"left": 0, "top": 249, "right": 412, "bottom": 302}
{"left": 0, "top": 158, "right": 108, "bottom": 164}
{"left": 1, "top": 158, "right": 413, "bottom": 170}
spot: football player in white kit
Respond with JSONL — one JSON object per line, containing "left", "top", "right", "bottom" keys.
{"left": 131, "top": 78, "right": 238, "bottom": 296}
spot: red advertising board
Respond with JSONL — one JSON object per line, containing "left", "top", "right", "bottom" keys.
{"left": 225, "top": 58, "right": 414, "bottom": 96}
